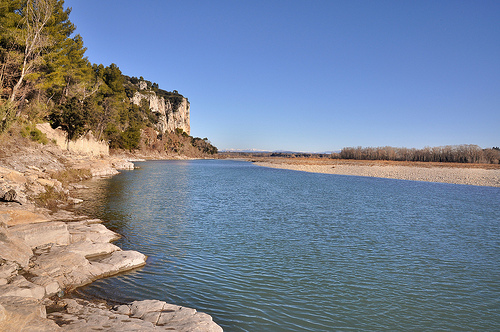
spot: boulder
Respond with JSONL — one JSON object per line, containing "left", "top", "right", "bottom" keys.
{"left": 129, "top": 299, "right": 166, "bottom": 320}
{"left": 0, "top": 189, "right": 22, "bottom": 205}
{"left": 36, "top": 178, "right": 56, "bottom": 188}
{"left": 2, "top": 170, "right": 26, "bottom": 184}
{"left": 126, "top": 300, "right": 223, "bottom": 332}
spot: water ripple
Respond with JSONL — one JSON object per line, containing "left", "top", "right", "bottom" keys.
{"left": 75, "top": 160, "right": 500, "bottom": 331}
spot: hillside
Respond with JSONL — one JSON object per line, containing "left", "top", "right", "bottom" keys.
{"left": 0, "top": 0, "right": 216, "bottom": 158}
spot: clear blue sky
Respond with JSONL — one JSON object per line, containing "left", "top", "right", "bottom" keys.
{"left": 64, "top": 0, "right": 499, "bottom": 152}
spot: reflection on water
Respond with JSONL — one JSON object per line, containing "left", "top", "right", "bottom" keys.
{"left": 73, "top": 160, "right": 500, "bottom": 331}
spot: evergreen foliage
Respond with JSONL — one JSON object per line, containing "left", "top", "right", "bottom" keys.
{"left": 0, "top": 0, "right": 217, "bottom": 155}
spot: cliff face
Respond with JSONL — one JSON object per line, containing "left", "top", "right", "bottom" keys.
{"left": 36, "top": 123, "right": 109, "bottom": 156}
{"left": 131, "top": 91, "right": 190, "bottom": 135}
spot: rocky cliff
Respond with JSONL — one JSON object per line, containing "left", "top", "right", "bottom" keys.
{"left": 36, "top": 123, "right": 109, "bottom": 156}
{"left": 130, "top": 87, "right": 190, "bottom": 135}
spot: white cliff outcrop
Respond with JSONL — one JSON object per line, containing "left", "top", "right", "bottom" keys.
{"left": 131, "top": 86, "right": 190, "bottom": 135}
{"left": 36, "top": 123, "right": 109, "bottom": 157}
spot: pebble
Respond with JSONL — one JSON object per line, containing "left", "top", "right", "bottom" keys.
{"left": 255, "top": 162, "right": 500, "bottom": 187}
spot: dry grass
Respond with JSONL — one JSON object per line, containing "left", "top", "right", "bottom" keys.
{"left": 49, "top": 168, "right": 92, "bottom": 186}
{"left": 35, "top": 186, "right": 68, "bottom": 210}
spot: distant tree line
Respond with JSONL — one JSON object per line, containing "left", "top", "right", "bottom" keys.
{"left": 338, "top": 145, "right": 500, "bottom": 164}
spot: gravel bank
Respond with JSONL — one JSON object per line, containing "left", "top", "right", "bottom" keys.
{"left": 254, "top": 161, "right": 500, "bottom": 187}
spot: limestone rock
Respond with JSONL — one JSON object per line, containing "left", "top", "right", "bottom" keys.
{"left": 30, "top": 246, "right": 146, "bottom": 290}
{"left": 9, "top": 222, "right": 70, "bottom": 249}
{"left": 131, "top": 91, "right": 190, "bottom": 135}
{"left": 0, "top": 296, "right": 59, "bottom": 332}
{"left": 67, "top": 197, "right": 83, "bottom": 205}
{"left": 0, "top": 224, "right": 33, "bottom": 268}
{"left": 30, "top": 249, "right": 93, "bottom": 289}
{"left": 0, "top": 209, "right": 49, "bottom": 226}
{"left": 0, "top": 167, "right": 26, "bottom": 184}
{"left": 127, "top": 300, "right": 222, "bottom": 332}
{"left": 36, "top": 178, "right": 57, "bottom": 188}
{"left": 89, "top": 250, "right": 147, "bottom": 277}
{"left": 37, "top": 122, "right": 109, "bottom": 156}
{"left": 0, "top": 262, "right": 18, "bottom": 279}
{"left": 31, "top": 276, "right": 61, "bottom": 297}
{"left": 64, "top": 240, "right": 121, "bottom": 259}
{"left": 67, "top": 222, "right": 121, "bottom": 243}
{"left": 46, "top": 298, "right": 223, "bottom": 332}
{"left": 0, "top": 276, "right": 46, "bottom": 300}
{"left": 111, "top": 159, "right": 135, "bottom": 170}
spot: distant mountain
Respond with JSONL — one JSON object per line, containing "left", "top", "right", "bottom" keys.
{"left": 220, "top": 148, "right": 272, "bottom": 153}
{"left": 221, "top": 148, "right": 339, "bottom": 154}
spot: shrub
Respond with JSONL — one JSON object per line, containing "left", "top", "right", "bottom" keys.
{"left": 20, "top": 124, "right": 49, "bottom": 145}
{"left": 50, "top": 168, "right": 92, "bottom": 186}
{"left": 35, "top": 186, "right": 68, "bottom": 210}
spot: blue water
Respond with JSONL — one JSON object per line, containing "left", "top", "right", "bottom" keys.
{"left": 75, "top": 160, "right": 500, "bottom": 331}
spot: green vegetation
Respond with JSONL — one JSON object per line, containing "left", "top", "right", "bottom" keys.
{"left": 20, "top": 123, "right": 48, "bottom": 144}
{"left": 35, "top": 185, "right": 67, "bottom": 210}
{"left": 0, "top": 0, "right": 216, "bottom": 156}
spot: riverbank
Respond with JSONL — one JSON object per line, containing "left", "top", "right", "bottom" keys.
{"left": 0, "top": 138, "right": 222, "bottom": 331}
{"left": 252, "top": 158, "right": 500, "bottom": 187}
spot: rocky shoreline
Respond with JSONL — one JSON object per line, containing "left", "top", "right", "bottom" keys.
{"left": 0, "top": 149, "right": 222, "bottom": 331}
{"left": 253, "top": 159, "right": 500, "bottom": 187}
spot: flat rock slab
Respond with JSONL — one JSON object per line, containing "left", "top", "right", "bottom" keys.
{"left": 89, "top": 250, "right": 147, "bottom": 278}
{"left": 48, "top": 298, "right": 223, "bottom": 332}
{"left": 30, "top": 249, "right": 95, "bottom": 289}
{"left": 0, "top": 209, "right": 49, "bottom": 226}
{"left": 0, "top": 276, "right": 46, "bottom": 300}
{"left": 30, "top": 247, "right": 146, "bottom": 290}
{"left": 0, "top": 296, "right": 59, "bottom": 332}
{"left": 67, "top": 222, "right": 121, "bottom": 243}
{"left": 0, "top": 167, "right": 26, "bottom": 184}
{"left": 9, "top": 222, "right": 70, "bottom": 249}
{"left": 64, "top": 240, "right": 120, "bottom": 259}
{"left": 0, "top": 224, "right": 33, "bottom": 268}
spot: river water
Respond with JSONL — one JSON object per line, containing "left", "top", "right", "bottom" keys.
{"left": 74, "top": 160, "right": 500, "bottom": 331}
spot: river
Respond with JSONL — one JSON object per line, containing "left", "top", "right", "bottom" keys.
{"left": 73, "top": 160, "right": 500, "bottom": 331}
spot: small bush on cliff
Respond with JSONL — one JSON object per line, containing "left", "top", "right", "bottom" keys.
{"left": 20, "top": 124, "right": 48, "bottom": 145}
{"left": 0, "top": 101, "right": 16, "bottom": 134}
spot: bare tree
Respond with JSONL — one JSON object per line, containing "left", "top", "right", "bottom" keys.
{"left": 8, "top": 0, "right": 55, "bottom": 111}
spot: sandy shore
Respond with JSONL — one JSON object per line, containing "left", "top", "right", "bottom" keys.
{"left": 253, "top": 159, "right": 500, "bottom": 187}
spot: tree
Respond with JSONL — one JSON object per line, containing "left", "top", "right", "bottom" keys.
{"left": 41, "top": 34, "right": 91, "bottom": 102}
{"left": 5, "top": 0, "right": 57, "bottom": 106}
{"left": 0, "top": 0, "right": 83, "bottom": 123}
{"left": 48, "top": 96, "right": 88, "bottom": 149}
